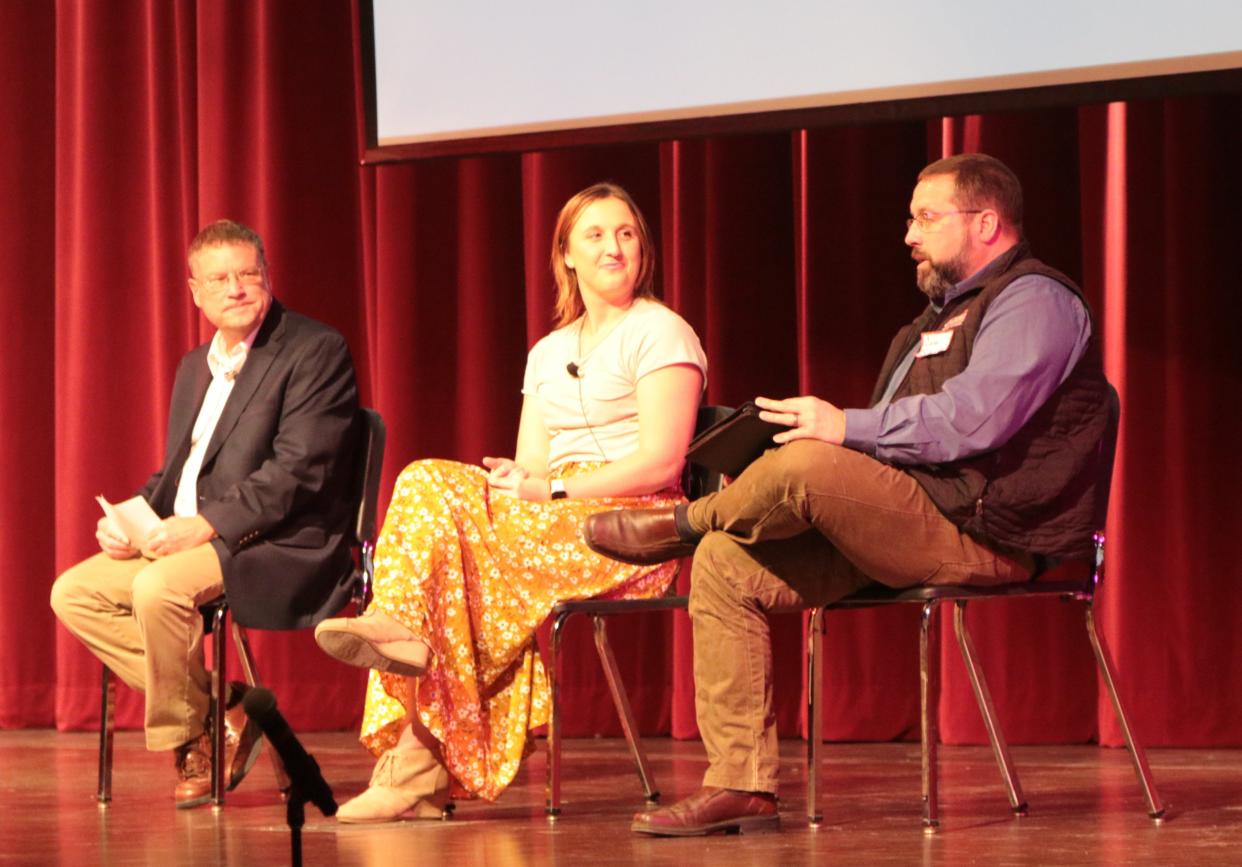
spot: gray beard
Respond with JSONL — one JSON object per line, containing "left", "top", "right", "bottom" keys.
{"left": 917, "top": 257, "right": 967, "bottom": 305}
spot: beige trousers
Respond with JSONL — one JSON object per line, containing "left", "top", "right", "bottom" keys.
{"left": 683, "top": 440, "right": 1034, "bottom": 794}
{"left": 50, "top": 544, "right": 224, "bottom": 751}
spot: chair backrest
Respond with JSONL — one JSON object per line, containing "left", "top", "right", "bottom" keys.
{"left": 348, "top": 408, "right": 387, "bottom": 611}
{"left": 352, "top": 407, "right": 387, "bottom": 546}
{"left": 1093, "top": 384, "right": 1122, "bottom": 531}
{"left": 1088, "top": 384, "right": 1121, "bottom": 582}
{"left": 683, "top": 405, "right": 733, "bottom": 500}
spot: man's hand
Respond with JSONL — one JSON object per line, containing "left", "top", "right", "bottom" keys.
{"left": 145, "top": 515, "right": 218, "bottom": 558}
{"left": 96, "top": 516, "right": 139, "bottom": 560}
{"left": 755, "top": 395, "right": 847, "bottom": 445}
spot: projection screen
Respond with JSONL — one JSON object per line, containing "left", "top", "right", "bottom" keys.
{"left": 363, "top": 1, "right": 1242, "bottom": 161}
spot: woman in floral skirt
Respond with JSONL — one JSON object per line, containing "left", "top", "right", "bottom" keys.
{"left": 314, "top": 182, "right": 707, "bottom": 822}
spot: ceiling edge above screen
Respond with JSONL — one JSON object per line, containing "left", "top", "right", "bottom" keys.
{"left": 358, "top": 1, "right": 1242, "bottom": 165}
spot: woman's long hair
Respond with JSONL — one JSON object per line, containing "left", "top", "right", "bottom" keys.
{"left": 550, "top": 182, "right": 657, "bottom": 329}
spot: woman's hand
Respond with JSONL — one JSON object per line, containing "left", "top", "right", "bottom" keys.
{"left": 484, "top": 459, "right": 551, "bottom": 502}
{"left": 756, "top": 395, "right": 846, "bottom": 445}
{"left": 483, "top": 456, "right": 528, "bottom": 488}
{"left": 484, "top": 456, "right": 548, "bottom": 500}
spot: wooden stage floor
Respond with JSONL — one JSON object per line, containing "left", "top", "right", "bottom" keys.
{"left": 1, "top": 731, "right": 1238, "bottom": 865}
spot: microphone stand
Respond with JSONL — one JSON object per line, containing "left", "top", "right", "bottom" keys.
{"left": 242, "top": 688, "right": 336, "bottom": 865}
{"left": 287, "top": 784, "right": 307, "bottom": 867}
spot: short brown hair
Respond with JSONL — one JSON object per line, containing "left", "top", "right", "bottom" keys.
{"left": 188, "top": 220, "right": 268, "bottom": 271}
{"left": 550, "top": 183, "right": 657, "bottom": 328}
{"left": 919, "top": 153, "right": 1024, "bottom": 235}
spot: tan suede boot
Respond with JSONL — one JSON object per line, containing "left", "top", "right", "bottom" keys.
{"left": 336, "top": 742, "right": 452, "bottom": 823}
{"left": 314, "top": 608, "right": 431, "bottom": 677}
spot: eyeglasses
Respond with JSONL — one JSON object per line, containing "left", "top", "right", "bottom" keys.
{"left": 906, "top": 209, "right": 983, "bottom": 231}
{"left": 198, "top": 268, "right": 265, "bottom": 293}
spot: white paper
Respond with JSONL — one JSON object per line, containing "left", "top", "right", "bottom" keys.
{"left": 96, "top": 495, "right": 161, "bottom": 550}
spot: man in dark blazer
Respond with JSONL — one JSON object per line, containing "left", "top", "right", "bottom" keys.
{"left": 51, "top": 220, "right": 359, "bottom": 808}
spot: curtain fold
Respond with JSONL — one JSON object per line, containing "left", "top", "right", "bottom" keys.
{"left": 1, "top": 2, "right": 1237, "bottom": 750}
{"left": 0, "top": 1, "right": 56, "bottom": 729}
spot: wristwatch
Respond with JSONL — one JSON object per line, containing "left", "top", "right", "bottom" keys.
{"left": 549, "top": 479, "right": 568, "bottom": 500}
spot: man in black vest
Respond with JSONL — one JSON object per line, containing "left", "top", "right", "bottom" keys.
{"left": 585, "top": 153, "right": 1110, "bottom": 836}
{"left": 51, "top": 221, "right": 359, "bottom": 808}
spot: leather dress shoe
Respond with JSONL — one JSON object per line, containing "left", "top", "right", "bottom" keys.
{"left": 173, "top": 732, "right": 213, "bottom": 809}
{"left": 172, "top": 683, "right": 264, "bottom": 809}
{"left": 584, "top": 508, "right": 698, "bottom": 566}
{"left": 631, "top": 786, "right": 779, "bottom": 836}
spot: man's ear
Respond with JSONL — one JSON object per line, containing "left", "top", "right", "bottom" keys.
{"left": 977, "top": 209, "right": 1002, "bottom": 244}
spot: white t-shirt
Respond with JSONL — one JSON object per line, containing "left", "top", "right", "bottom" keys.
{"left": 522, "top": 298, "right": 707, "bottom": 470}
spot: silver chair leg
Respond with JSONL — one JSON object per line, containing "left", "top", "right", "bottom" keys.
{"left": 545, "top": 611, "right": 568, "bottom": 816}
{"left": 97, "top": 665, "right": 116, "bottom": 805}
{"left": 591, "top": 616, "right": 659, "bottom": 802}
{"left": 210, "top": 605, "right": 228, "bottom": 808}
{"left": 806, "top": 607, "right": 825, "bottom": 826}
{"left": 230, "top": 622, "right": 292, "bottom": 794}
{"left": 952, "top": 601, "right": 1027, "bottom": 815}
{"left": 919, "top": 601, "right": 940, "bottom": 830}
{"left": 1084, "top": 602, "right": 1166, "bottom": 819}
{"left": 231, "top": 622, "right": 259, "bottom": 687}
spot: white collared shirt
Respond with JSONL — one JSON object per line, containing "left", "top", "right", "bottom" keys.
{"left": 172, "top": 328, "right": 260, "bottom": 517}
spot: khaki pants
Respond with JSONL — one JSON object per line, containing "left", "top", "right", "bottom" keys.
{"left": 50, "top": 545, "right": 224, "bottom": 751}
{"left": 683, "top": 440, "right": 1033, "bottom": 793}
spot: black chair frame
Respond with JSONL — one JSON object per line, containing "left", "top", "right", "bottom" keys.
{"left": 97, "top": 407, "right": 386, "bottom": 808}
{"left": 544, "top": 405, "right": 729, "bottom": 816}
{"left": 805, "top": 385, "right": 1164, "bottom": 828}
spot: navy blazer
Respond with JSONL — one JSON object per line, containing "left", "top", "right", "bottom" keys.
{"left": 138, "top": 300, "right": 360, "bottom": 629}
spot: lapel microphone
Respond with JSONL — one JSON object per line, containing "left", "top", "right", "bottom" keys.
{"left": 566, "top": 362, "right": 580, "bottom": 378}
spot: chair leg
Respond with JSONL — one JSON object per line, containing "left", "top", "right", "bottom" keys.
{"left": 806, "top": 607, "right": 825, "bottom": 826}
{"left": 952, "top": 601, "right": 1027, "bottom": 815}
{"left": 230, "top": 623, "right": 292, "bottom": 795}
{"left": 97, "top": 665, "right": 116, "bottom": 805}
{"left": 210, "top": 606, "right": 228, "bottom": 808}
{"left": 1083, "top": 601, "right": 1166, "bottom": 819}
{"left": 231, "top": 622, "right": 259, "bottom": 687}
{"left": 591, "top": 616, "right": 659, "bottom": 803}
{"left": 544, "top": 610, "right": 569, "bottom": 816}
{"left": 919, "top": 601, "right": 940, "bottom": 830}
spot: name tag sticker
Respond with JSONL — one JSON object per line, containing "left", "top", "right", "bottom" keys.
{"left": 916, "top": 329, "right": 954, "bottom": 357}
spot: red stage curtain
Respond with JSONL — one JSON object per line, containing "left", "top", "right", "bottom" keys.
{"left": 1, "top": 2, "right": 1238, "bottom": 754}
{"left": 0, "top": 1, "right": 56, "bottom": 729}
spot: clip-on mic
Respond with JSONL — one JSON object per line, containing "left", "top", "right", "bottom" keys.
{"left": 566, "top": 361, "right": 580, "bottom": 378}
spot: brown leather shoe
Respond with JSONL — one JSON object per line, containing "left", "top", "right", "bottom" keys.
{"left": 631, "top": 786, "right": 779, "bottom": 836}
{"left": 584, "top": 508, "right": 698, "bottom": 566}
{"left": 223, "top": 682, "right": 264, "bottom": 791}
{"left": 173, "top": 732, "right": 213, "bottom": 809}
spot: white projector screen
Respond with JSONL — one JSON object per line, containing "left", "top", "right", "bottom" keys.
{"left": 363, "top": 1, "right": 1242, "bottom": 160}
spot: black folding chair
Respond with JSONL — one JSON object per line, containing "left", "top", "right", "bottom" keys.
{"left": 97, "top": 407, "right": 386, "bottom": 807}
{"left": 543, "top": 405, "right": 729, "bottom": 815}
{"left": 804, "top": 385, "right": 1164, "bottom": 828}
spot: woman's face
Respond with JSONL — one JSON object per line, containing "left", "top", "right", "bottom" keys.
{"left": 562, "top": 197, "right": 642, "bottom": 305}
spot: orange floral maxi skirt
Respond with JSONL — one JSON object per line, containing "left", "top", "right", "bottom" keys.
{"left": 359, "top": 458, "right": 682, "bottom": 801}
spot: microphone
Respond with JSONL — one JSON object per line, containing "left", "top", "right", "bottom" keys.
{"left": 566, "top": 362, "right": 580, "bottom": 378}
{"left": 242, "top": 687, "right": 337, "bottom": 816}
